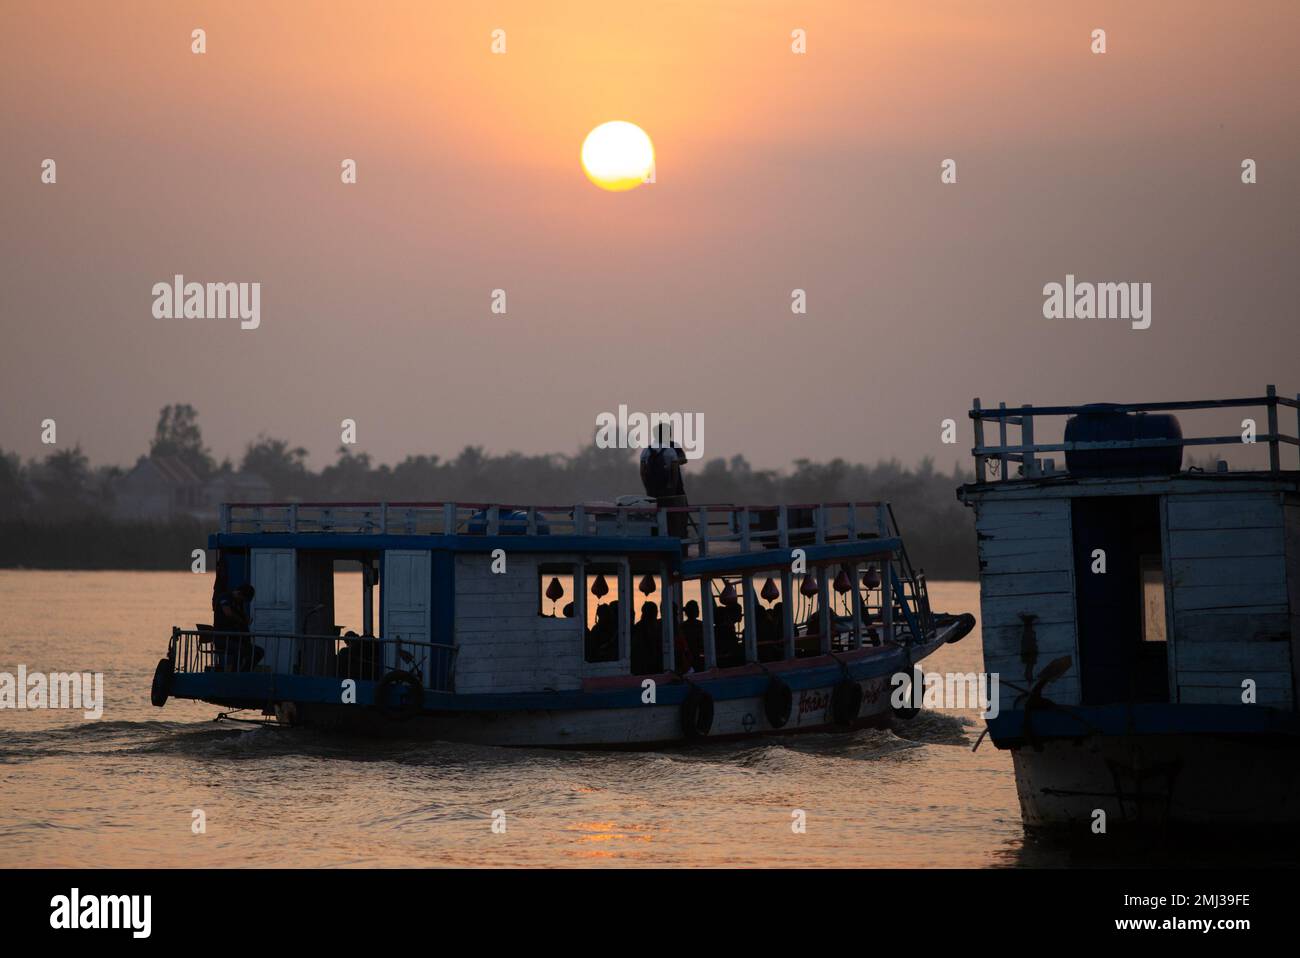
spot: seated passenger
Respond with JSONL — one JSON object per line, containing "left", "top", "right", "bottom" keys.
{"left": 212, "top": 584, "right": 263, "bottom": 672}
{"left": 631, "top": 601, "right": 662, "bottom": 675}
{"left": 678, "top": 600, "right": 705, "bottom": 672}
{"left": 713, "top": 601, "right": 744, "bottom": 668}
{"left": 757, "top": 605, "right": 783, "bottom": 662}
{"left": 585, "top": 603, "right": 619, "bottom": 662}
{"left": 337, "top": 631, "right": 382, "bottom": 681}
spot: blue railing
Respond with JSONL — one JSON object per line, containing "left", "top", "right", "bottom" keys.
{"left": 168, "top": 628, "right": 458, "bottom": 692}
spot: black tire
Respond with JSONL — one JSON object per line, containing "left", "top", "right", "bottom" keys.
{"left": 374, "top": 670, "right": 425, "bottom": 721}
{"left": 830, "top": 678, "right": 863, "bottom": 726}
{"left": 681, "top": 686, "right": 714, "bottom": 739}
{"left": 763, "top": 675, "right": 792, "bottom": 729}
{"left": 150, "top": 658, "right": 172, "bottom": 707}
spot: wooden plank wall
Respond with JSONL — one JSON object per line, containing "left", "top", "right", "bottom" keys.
{"left": 1167, "top": 493, "right": 1294, "bottom": 708}
{"left": 975, "top": 497, "right": 1081, "bottom": 712}
{"left": 453, "top": 553, "right": 591, "bottom": 693}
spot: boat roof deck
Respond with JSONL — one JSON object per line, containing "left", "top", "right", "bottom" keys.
{"left": 219, "top": 500, "right": 901, "bottom": 561}
{"left": 967, "top": 385, "right": 1300, "bottom": 487}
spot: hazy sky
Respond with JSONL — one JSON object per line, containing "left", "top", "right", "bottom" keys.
{"left": 2, "top": 1, "right": 1297, "bottom": 473}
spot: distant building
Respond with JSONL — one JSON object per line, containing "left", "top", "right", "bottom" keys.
{"left": 111, "top": 456, "right": 270, "bottom": 521}
{"left": 112, "top": 456, "right": 203, "bottom": 520}
{"left": 203, "top": 469, "right": 273, "bottom": 513}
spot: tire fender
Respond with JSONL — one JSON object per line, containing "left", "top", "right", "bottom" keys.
{"left": 681, "top": 686, "right": 714, "bottom": 739}
{"left": 763, "top": 675, "right": 793, "bottom": 729}
{"left": 150, "top": 658, "right": 173, "bottom": 708}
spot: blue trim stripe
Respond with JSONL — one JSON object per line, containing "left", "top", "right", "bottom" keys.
{"left": 986, "top": 702, "right": 1300, "bottom": 746}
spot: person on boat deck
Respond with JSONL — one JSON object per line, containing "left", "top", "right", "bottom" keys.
{"left": 713, "top": 599, "right": 744, "bottom": 668}
{"left": 337, "top": 631, "right": 381, "bottom": 681}
{"left": 676, "top": 597, "right": 707, "bottom": 670}
{"left": 585, "top": 602, "right": 619, "bottom": 662}
{"left": 631, "top": 601, "right": 663, "bottom": 675}
{"left": 677, "top": 600, "right": 705, "bottom": 673}
{"left": 640, "top": 423, "right": 689, "bottom": 538}
{"left": 212, "top": 584, "right": 263, "bottom": 671}
{"left": 757, "top": 604, "right": 783, "bottom": 662}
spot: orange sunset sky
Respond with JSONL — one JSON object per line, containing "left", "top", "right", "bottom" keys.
{"left": 2, "top": 1, "right": 1297, "bottom": 470}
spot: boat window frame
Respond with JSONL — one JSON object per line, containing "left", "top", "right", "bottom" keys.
{"left": 536, "top": 562, "right": 577, "bottom": 621}
{"left": 579, "top": 558, "right": 631, "bottom": 669}
{"left": 629, "top": 560, "right": 672, "bottom": 675}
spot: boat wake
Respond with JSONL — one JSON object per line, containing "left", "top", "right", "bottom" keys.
{"left": 0, "top": 709, "right": 974, "bottom": 770}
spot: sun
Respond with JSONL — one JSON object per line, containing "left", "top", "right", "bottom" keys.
{"left": 581, "top": 121, "right": 654, "bottom": 191}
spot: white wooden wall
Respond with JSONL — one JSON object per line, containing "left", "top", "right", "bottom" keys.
{"left": 453, "top": 553, "right": 589, "bottom": 693}
{"left": 974, "top": 497, "right": 1081, "bottom": 713}
{"left": 384, "top": 550, "right": 432, "bottom": 679}
{"left": 1166, "top": 493, "right": 1294, "bottom": 708}
{"left": 250, "top": 548, "right": 295, "bottom": 672}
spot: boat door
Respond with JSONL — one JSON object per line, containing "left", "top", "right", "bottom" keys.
{"left": 382, "top": 550, "right": 433, "bottom": 685}
{"left": 296, "top": 551, "right": 336, "bottom": 678}
{"left": 250, "top": 548, "right": 296, "bottom": 672}
{"left": 1071, "top": 495, "right": 1170, "bottom": 705}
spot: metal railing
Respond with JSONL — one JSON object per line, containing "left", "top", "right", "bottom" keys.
{"left": 680, "top": 500, "right": 931, "bottom": 663}
{"left": 169, "top": 629, "right": 458, "bottom": 692}
{"left": 219, "top": 499, "right": 889, "bottom": 556}
{"left": 970, "top": 385, "right": 1300, "bottom": 483}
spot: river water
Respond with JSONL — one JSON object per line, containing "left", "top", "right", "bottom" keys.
{"left": 0, "top": 571, "right": 1224, "bottom": 868}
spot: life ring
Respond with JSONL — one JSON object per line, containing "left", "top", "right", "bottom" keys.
{"left": 681, "top": 686, "right": 714, "bottom": 739}
{"left": 374, "top": 670, "right": 425, "bottom": 721}
{"left": 150, "top": 658, "right": 173, "bottom": 707}
{"left": 764, "top": 675, "right": 792, "bottom": 729}
{"left": 830, "top": 678, "right": 863, "bottom": 726}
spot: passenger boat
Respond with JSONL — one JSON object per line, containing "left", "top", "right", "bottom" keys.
{"left": 960, "top": 385, "right": 1300, "bottom": 828}
{"left": 151, "top": 498, "right": 975, "bottom": 747}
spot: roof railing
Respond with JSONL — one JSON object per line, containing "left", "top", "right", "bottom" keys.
{"left": 970, "top": 384, "right": 1300, "bottom": 483}
{"left": 219, "top": 500, "right": 892, "bottom": 556}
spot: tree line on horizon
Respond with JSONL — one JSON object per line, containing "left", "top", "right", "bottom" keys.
{"left": 0, "top": 404, "right": 979, "bottom": 577}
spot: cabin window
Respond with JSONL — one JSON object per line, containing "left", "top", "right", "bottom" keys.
{"left": 583, "top": 565, "right": 621, "bottom": 663}
{"left": 1139, "top": 554, "right": 1167, "bottom": 643}
{"left": 630, "top": 568, "right": 664, "bottom": 675}
{"left": 677, "top": 580, "right": 706, "bottom": 672}
{"left": 333, "top": 556, "right": 380, "bottom": 637}
{"left": 753, "top": 573, "right": 786, "bottom": 662}
{"left": 710, "top": 575, "right": 746, "bottom": 668}
{"left": 793, "top": 571, "right": 823, "bottom": 658}
{"left": 538, "top": 564, "right": 576, "bottom": 619}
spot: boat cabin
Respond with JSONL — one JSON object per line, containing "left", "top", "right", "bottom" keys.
{"left": 170, "top": 499, "right": 934, "bottom": 704}
{"left": 960, "top": 386, "right": 1300, "bottom": 721}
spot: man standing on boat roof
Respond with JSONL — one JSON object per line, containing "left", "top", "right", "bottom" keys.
{"left": 640, "top": 422, "right": 689, "bottom": 537}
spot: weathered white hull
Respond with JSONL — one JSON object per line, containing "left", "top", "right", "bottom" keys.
{"left": 1011, "top": 734, "right": 1300, "bottom": 829}
{"left": 280, "top": 674, "right": 898, "bottom": 747}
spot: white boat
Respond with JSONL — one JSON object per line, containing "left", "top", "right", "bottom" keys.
{"left": 960, "top": 386, "right": 1300, "bottom": 828}
{"left": 152, "top": 498, "right": 974, "bottom": 747}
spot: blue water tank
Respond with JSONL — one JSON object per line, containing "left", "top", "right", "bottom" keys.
{"left": 1064, "top": 405, "right": 1183, "bottom": 477}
